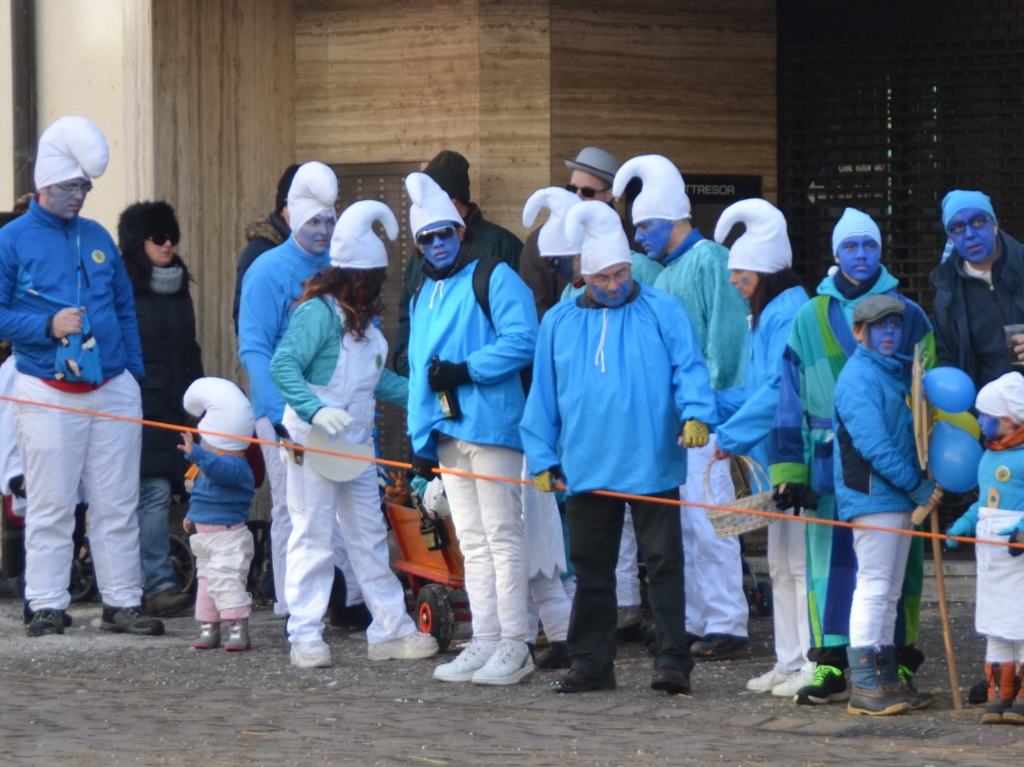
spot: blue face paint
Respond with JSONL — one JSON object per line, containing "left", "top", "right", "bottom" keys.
{"left": 836, "top": 235, "right": 881, "bottom": 283}
{"left": 634, "top": 219, "right": 674, "bottom": 262}
{"left": 294, "top": 212, "right": 335, "bottom": 256}
{"left": 979, "top": 413, "right": 1001, "bottom": 442}
{"left": 417, "top": 221, "right": 462, "bottom": 270}
{"left": 947, "top": 206, "right": 997, "bottom": 265}
{"left": 589, "top": 278, "right": 634, "bottom": 307}
{"left": 42, "top": 177, "right": 92, "bottom": 220}
{"left": 866, "top": 314, "right": 902, "bottom": 357}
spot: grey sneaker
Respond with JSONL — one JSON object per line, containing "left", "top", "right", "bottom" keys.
{"left": 27, "top": 609, "right": 66, "bottom": 637}
{"left": 100, "top": 606, "right": 165, "bottom": 636}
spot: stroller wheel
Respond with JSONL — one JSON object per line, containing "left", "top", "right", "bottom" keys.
{"left": 69, "top": 539, "right": 96, "bottom": 602}
{"left": 168, "top": 533, "right": 197, "bottom": 595}
{"left": 416, "top": 583, "right": 454, "bottom": 652}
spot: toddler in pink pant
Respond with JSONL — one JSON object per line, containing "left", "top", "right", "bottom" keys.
{"left": 180, "top": 378, "right": 257, "bottom": 651}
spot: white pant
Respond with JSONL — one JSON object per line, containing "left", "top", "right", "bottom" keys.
{"left": 986, "top": 637, "right": 1024, "bottom": 664}
{"left": 615, "top": 506, "right": 642, "bottom": 608}
{"left": 438, "top": 439, "right": 528, "bottom": 643}
{"left": 17, "top": 370, "right": 143, "bottom": 610}
{"left": 680, "top": 439, "right": 748, "bottom": 637}
{"left": 257, "top": 417, "right": 361, "bottom": 615}
{"left": 527, "top": 572, "right": 572, "bottom": 643}
{"left": 849, "top": 511, "right": 912, "bottom": 647}
{"left": 285, "top": 456, "right": 415, "bottom": 645}
{"left": 767, "top": 511, "right": 812, "bottom": 673}
{"left": 190, "top": 525, "right": 254, "bottom": 611}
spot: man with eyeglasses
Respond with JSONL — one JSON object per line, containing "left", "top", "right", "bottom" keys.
{"left": 393, "top": 150, "right": 523, "bottom": 377}
{"left": 521, "top": 200, "right": 716, "bottom": 694}
{"left": 0, "top": 116, "right": 160, "bottom": 638}
{"left": 612, "top": 154, "right": 751, "bottom": 661}
{"left": 931, "top": 190, "right": 1024, "bottom": 392}
{"left": 405, "top": 171, "right": 538, "bottom": 686}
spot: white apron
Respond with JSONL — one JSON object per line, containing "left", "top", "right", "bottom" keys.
{"left": 976, "top": 506, "right": 1024, "bottom": 640}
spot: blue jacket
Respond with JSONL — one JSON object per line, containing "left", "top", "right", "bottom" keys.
{"left": 238, "top": 237, "right": 329, "bottom": 422}
{"left": 521, "top": 284, "right": 717, "bottom": 496}
{"left": 408, "top": 255, "right": 537, "bottom": 459}
{"left": 0, "top": 199, "right": 143, "bottom": 380}
{"left": 833, "top": 344, "right": 934, "bottom": 520}
{"left": 717, "top": 286, "right": 809, "bottom": 470}
{"left": 184, "top": 443, "right": 255, "bottom": 527}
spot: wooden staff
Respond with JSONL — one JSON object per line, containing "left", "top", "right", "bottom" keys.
{"left": 913, "top": 498, "right": 963, "bottom": 709}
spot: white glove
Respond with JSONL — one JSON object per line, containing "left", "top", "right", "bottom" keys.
{"left": 311, "top": 407, "right": 353, "bottom": 436}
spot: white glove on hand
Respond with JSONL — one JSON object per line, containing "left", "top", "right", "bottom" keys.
{"left": 311, "top": 407, "right": 353, "bottom": 436}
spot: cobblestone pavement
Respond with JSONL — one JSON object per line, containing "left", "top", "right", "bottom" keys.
{"left": 1, "top": 596, "right": 1021, "bottom": 767}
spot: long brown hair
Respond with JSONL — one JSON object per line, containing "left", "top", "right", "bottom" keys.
{"left": 748, "top": 269, "right": 806, "bottom": 329}
{"left": 297, "top": 267, "right": 387, "bottom": 341}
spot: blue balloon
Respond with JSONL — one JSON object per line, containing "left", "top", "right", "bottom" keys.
{"left": 928, "top": 421, "right": 982, "bottom": 493}
{"left": 924, "top": 366, "right": 976, "bottom": 414}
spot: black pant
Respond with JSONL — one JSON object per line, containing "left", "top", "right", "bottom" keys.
{"left": 565, "top": 488, "right": 692, "bottom": 679}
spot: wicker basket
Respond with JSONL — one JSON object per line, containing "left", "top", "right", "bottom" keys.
{"left": 703, "top": 455, "right": 777, "bottom": 538}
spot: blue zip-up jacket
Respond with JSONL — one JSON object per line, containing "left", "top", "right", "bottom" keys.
{"left": 238, "top": 237, "right": 329, "bottom": 423}
{"left": 0, "top": 199, "right": 143, "bottom": 380}
{"left": 521, "top": 284, "right": 717, "bottom": 496}
{"left": 408, "top": 255, "right": 537, "bottom": 460}
{"left": 833, "top": 344, "right": 935, "bottom": 520}
{"left": 716, "top": 286, "right": 809, "bottom": 469}
{"left": 183, "top": 443, "right": 255, "bottom": 527}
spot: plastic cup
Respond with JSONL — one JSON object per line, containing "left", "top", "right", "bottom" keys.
{"left": 1005, "top": 324, "right": 1024, "bottom": 368}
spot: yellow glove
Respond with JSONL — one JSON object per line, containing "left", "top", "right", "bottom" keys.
{"left": 682, "top": 420, "right": 709, "bottom": 448}
{"left": 534, "top": 469, "right": 559, "bottom": 493}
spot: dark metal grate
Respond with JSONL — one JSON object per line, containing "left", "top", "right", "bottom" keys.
{"left": 778, "top": 0, "right": 1024, "bottom": 313}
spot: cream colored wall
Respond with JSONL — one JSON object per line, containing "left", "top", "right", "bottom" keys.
{"left": 0, "top": 3, "right": 12, "bottom": 207}
{"left": 34, "top": 0, "right": 131, "bottom": 233}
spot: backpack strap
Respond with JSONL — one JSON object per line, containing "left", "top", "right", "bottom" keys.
{"left": 472, "top": 255, "right": 501, "bottom": 327}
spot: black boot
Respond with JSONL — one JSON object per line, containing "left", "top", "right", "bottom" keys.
{"left": 895, "top": 645, "right": 935, "bottom": 710}
{"left": 535, "top": 641, "right": 572, "bottom": 670}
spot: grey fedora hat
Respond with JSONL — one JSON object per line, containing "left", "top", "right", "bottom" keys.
{"left": 564, "top": 146, "right": 620, "bottom": 185}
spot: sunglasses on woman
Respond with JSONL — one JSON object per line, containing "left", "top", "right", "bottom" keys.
{"left": 149, "top": 234, "right": 178, "bottom": 246}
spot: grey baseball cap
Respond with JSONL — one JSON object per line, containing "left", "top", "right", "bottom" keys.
{"left": 853, "top": 294, "right": 905, "bottom": 325}
{"left": 564, "top": 147, "right": 620, "bottom": 185}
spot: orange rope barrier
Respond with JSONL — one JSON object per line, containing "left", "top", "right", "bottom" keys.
{"left": 4, "top": 391, "right": 1019, "bottom": 552}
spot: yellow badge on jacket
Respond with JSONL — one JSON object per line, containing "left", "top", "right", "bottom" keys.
{"left": 996, "top": 466, "right": 1011, "bottom": 482}
{"left": 91, "top": 249, "right": 106, "bottom": 264}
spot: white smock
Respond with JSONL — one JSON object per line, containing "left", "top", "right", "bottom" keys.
{"left": 976, "top": 506, "right": 1024, "bottom": 640}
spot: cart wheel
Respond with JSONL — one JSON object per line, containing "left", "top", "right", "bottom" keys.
{"left": 168, "top": 533, "right": 197, "bottom": 595}
{"left": 755, "top": 580, "right": 773, "bottom": 617}
{"left": 416, "top": 583, "right": 454, "bottom": 652}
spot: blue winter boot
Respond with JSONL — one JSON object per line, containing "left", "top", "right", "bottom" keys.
{"left": 846, "top": 645, "right": 912, "bottom": 716}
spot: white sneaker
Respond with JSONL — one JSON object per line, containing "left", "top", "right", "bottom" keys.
{"left": 471, "top": 640, "right": 535, "bottom": 686}
{"left": 368, "top": 632, "right": 440, "bottom": 661}
{"left": 746, "top": 667, "right": 796, "bottom": 693}
{"left": 434, "top": 639, "right": 498, "bottom": 682}
{"left": 290, "top": 640, "right": 332, "bottom": 668}
{"left": 771, "top": 666, "right": 816, "bottom": 697}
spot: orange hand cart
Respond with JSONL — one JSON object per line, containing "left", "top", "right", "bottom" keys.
{"left": 383, "top": 474, "right": 469, "bottom": 651}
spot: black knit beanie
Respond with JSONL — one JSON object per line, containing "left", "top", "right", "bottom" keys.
{"left": 275, "top": 164, "right": 302, "bottom": 214}
{"left": 425, "top": 150, "right": 471, "bottom": 204}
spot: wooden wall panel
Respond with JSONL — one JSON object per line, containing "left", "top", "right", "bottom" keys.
{"left": 151, "top": 0, "right": 295, "bottom": 384}
{"left": 549, "top": 1, "right": 777, "bottom": 201}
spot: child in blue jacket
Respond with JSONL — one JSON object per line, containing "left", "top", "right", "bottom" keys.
{"left": 833, "top": 295, "right": 940, "bottom": 716}
{"left": 947, "top": 372, "right": 1024, "bottom": 724}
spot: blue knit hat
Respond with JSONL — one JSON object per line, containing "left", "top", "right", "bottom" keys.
{"left": 831, "top": 208, "right": 881, "bottom": 257}
{"left": 941, "top": 189, "right": 998, "bottom": 228}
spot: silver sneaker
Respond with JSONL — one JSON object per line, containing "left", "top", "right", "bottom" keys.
{"left": 290, "top": 639, "right": 332, "bottom": 668}
{"left": 433, "top": 639, "right": 497, "bottom": 682}
{"left": 368, "top": 631, "right": 439, "bottom": 660}
{"left": 471, "top": 639, "right": 535, "bottom": 686}
{"left": 195, "top": 622, "right": 221, "bottom": 650}
{"left": 225, "top": 619, "right": 251, "bottom": 652}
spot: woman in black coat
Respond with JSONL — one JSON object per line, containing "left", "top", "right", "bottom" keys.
{"left": 118, "top": 201, "right": 204, "bottom": 616}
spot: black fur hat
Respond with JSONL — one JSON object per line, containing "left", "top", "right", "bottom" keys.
{"left": 117, "top": 200, "right": 180, "bottom": 255}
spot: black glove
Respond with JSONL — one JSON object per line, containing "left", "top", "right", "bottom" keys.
{"left": 428, "top": 359, "right": 471, "bottom": 392}
{"left": 411, "top": 453, "right": 440, "bottom": 480}
{"left": 8, "top": 474, "right": 25, "bottom": 499}
{"left": 772, "top": 482, "right": 819, "bottom": 515}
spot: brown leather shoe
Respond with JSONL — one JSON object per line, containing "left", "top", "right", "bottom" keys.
{"left": 551, "top": 668, "right": 616, "bottom": 693}
{"left": 651, "top": 667, "right": 691, "bottom": 694}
